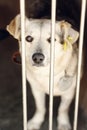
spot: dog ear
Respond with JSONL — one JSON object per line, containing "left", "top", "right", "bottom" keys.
{"left": 6, "top": 14, "right": 21, "bottom": 39}
{"left": 60, "top": 21, "right": 79, "bottom": 44}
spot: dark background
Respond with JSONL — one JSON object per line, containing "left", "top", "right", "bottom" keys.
{"left": 0, "top": 0, "right": 87, "bottom": 130}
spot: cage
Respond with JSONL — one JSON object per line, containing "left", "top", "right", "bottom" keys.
{"left": 0, "top": 0, "right": 87, "bottom": 130}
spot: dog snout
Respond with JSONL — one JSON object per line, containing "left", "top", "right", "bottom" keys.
{"left": 32, "top": 53, "right": 45, "bottom": 64}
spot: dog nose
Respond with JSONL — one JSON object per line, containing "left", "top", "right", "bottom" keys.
{"left": 32, "top": 53, "right": 45, "bottom": 64}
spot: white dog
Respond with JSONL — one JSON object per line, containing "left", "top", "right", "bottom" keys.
{"left": 7, "top": 14, "right": 79, "bottom": 130}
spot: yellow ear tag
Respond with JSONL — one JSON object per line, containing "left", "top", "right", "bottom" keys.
{"left": 67, "top": 35, "right": 73, "bottom": 42}
{"left": 63, "top": 41, "right": 67, "bottom": 51}
{"left": 63, "top": 36, "right": 73, "bottom": 51}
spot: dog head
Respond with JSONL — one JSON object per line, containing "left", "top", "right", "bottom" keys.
{"left": 7, "top": 14, "right": 79, "bottom": 70}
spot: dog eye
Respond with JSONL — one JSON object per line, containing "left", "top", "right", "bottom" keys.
{"left": 47, "top": 37, "right": 56, "bottom": 43}
{"left": 60, "top": 39, "right": 65, "bottom": 45}
{"left": 25, "top": 35, "right": 33, "bottom": 42}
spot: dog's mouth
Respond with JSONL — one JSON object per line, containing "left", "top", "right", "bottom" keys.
{"left": 32, "top": 63, "right": 44, "bottom": 67}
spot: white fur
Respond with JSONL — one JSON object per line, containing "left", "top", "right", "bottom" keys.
{"left": 7, "top": 14, "right": 80, "bottom": 130}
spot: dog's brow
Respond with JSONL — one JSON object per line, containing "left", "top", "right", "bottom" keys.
{"left": 39, "top": 22, "right": 44, "bottom": 40}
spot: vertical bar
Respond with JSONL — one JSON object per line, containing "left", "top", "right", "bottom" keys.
{"left": 49, "top": 0, "right": 56, "bottom": 130}
{"left": 73, "top": 0, "right": 86, "bottom": 130}
{"left": 19, "top": 0, "right": 27, "bottom": 130}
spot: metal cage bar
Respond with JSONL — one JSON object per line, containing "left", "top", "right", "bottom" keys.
{"left": 49, "top": 1, "right": 57, "bottom": 130}
{"left": 73, "top": 0, "right": 86, "bottom": 130}
{"left": 20, "top": 0, "right": 27, "bottom": 130}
